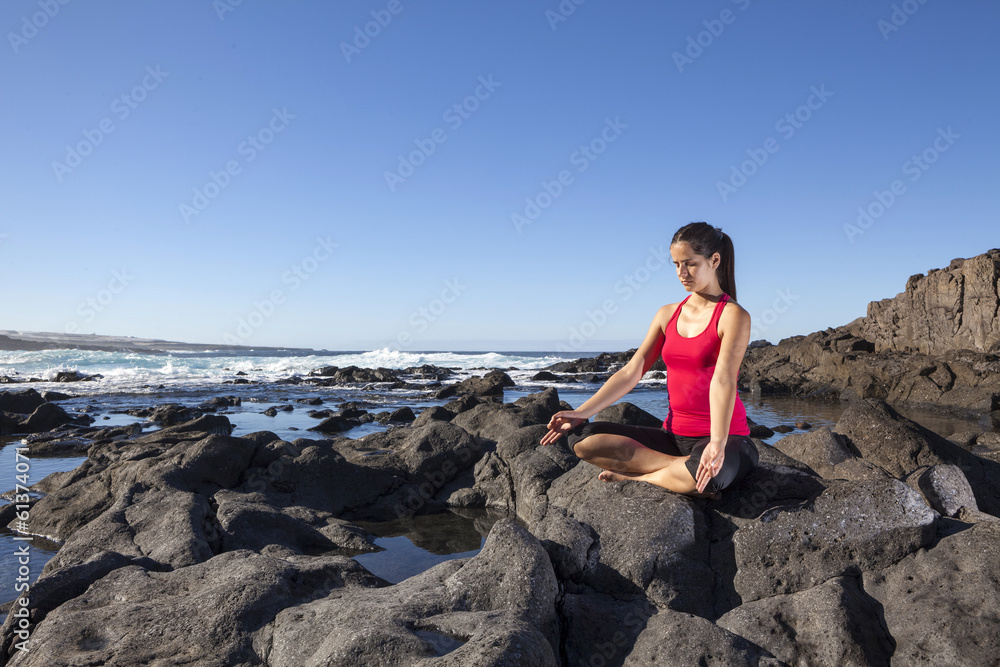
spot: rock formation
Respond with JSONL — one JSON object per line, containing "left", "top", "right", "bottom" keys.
{"left": 3, "top": 388, "right": 998, "bottom": 665}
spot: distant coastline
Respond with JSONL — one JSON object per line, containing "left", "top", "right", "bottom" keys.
{"left": 0, "top": 331, "right": 320, "bottom": 355}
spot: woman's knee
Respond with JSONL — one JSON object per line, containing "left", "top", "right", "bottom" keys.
{"left": 565, "top": 422, "right": 598, "bottom": 456}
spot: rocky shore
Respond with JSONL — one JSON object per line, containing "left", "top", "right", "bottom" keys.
{"left": 1, "top": 248, "right": 998, "bottom": 665}
{"left": 2, "top": 381, "right": 999, "bottom": 665}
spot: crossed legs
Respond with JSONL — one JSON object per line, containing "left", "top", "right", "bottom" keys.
{"left": 566, "top": 425, "right": 713, "bottom": 498}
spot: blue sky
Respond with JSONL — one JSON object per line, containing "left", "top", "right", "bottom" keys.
{"left": 2, "top": 0, "right": 997, "bottom": 352}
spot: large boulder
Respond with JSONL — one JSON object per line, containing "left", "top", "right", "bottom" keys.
{"left": 542, "top": 462, "right": 715, "bottom": 616}
{"left": 717, "top": 576, "right": 894, "bottom": 667}
{"left": 904, "top": 463, "right": 979, "bottom": 517}
{"left": 331, "top": 421, "right": 482, "bottom": 492}
{"left": 623, "top": 609, "right": 779, "bottom": 666}
{"left": 731, "top": 477, "right": 937, "bottom": 603}
{"left": 0, "top": 388, "right": 46, "bottom": 414}
{"left": 593, "top": 401, "right": 664, "bottom": 428}
{"left": 19, "top": 402, "right": 88, "bottom": 433}
{"left": 773, "top": 426, "right": 888, "bottom": 482}
{"left": 451, "top": 388, "right": 561, "bottom": 446}
{"left": 833, "top": 399, "right": 1000, "bottom": 515}
{"left": 862, "top": 520, "right": 1000, "bottom": 665}
{"left": 436, "top": 370, "right": 515, "bottom": 399}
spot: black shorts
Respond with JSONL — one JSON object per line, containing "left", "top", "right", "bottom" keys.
{"left": 565, "top": 421, "right": 759, "bottom": 493}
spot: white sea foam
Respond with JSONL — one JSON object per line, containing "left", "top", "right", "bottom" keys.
{"left": 0, "top": 348, "right": 579, "bottom": 395}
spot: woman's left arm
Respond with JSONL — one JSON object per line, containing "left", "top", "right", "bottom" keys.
{"left": 695, "top": 302, "right": 752, "bottom": 492}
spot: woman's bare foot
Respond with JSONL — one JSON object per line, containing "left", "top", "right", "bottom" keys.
{"left": 598, "top": 470, "right": 722, "bottom": 500}
{"left": 598, "top": 470, "right": 639, "bottom": 482}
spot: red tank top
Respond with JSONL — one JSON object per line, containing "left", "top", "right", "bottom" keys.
{"left": 660, "top": 294, "right": 750, "bottom": 437}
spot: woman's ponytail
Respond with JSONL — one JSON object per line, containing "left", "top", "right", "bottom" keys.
{"left": 671, "top": 222, "right": 738, "bottom": 302}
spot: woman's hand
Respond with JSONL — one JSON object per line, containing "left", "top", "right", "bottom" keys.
{"left": 695, "top": 440, "right": 726, "bottom": 493}
{"left": 540, "top": 411, "right": 587, "bottom": 446}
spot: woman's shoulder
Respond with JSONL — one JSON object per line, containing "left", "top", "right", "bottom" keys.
{"left": 654, "top": 301, "right": 684, "bottom": 322}
{"left": 719, "top": 296, "right": 751, "bottom": 330}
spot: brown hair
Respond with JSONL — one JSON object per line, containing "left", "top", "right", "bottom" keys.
{"left": 671, "top": 222, "right": 737, "bottom": 302}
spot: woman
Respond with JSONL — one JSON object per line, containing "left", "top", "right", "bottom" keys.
{"left": 540, "top": 222, "right": 758, "bottom": 497}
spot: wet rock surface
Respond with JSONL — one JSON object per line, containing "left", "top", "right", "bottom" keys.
{"left": 2, "top": 388, "right": 999, "bottom": 665}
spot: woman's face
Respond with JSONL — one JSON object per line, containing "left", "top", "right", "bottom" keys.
{"left": 670, "top": 242, "right": 719, "bottom": 292}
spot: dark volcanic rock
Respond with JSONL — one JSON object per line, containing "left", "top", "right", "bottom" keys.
{"left": 747, "top": 420, "right": 775, "bottom": 439}
{"left": 716, "top": 575, "right": 894, "bottom": 667}
{"left": 833, "top": 399, "right": 1000, "bottom": 515}
{"left": 545, "top": 349, "right": 664, "bottom": 374}
{"left": 412, "top": 405, "right": 454, "bottom": 427}
{"left": 307, "top": 415, "right": 358, "bottom": 434}
{"left": 774, "top": 426, "right": 887, "bottom": 482}
{"left": 213, "top": 490, "right": 377, "bottom": 557}
{"left": 295, "top": 396, "right": 323, "bottom": 405}
{"left": 0, "top": 551, "right": 381, "bottom": 666}
{"left": 624, "top": 609, "right": 777, "bottom": 666}
{"left": 198, "top": 395, "right": 241, "bottom": 410}
{"left": 436, "top": 370, "right": 515, "bottom": 399}
{"left": 388, "top": 406, "right": 416, "bottom": 422}
{"left": 147, "top": 403, "right": 203, "bottom": 426}
{"left": 593, "top": 401, "right": 663, "bottom": 428}
{"left": 0, "top": 388, "right": 46, "bottom": 414}
{"left": 265, "top": 518, "right": 559, "bottom": 666}
{"left": 862, "top": 520, "right": 1000, "bottom": 666}
{"left": 904, "top": 463, "right": 979, "bottom": 517}
{"left": 543, "top": 463, "right": 715, "bottom": 616}
{"left": 19, "top": 402, "right": 90, "bottom": 433}
{"left": 451, "top": 388, "right": 560, "bottom": 446}
{"left": 860, "top": 248, "right": 1000, "bottom": 355}
{"left": 52, "top": 370, "right": 102, "bottom": 382}
{"left": 731, "top": 477, "right": 937, "bottom": 603}
{"left": 332, "top": 421, "right": 481, "bottom": 492}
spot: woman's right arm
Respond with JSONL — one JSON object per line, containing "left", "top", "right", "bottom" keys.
{"left": 540, "top": 304, "right": 674, "bottom": 445}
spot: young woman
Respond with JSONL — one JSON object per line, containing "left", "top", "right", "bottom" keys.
{"left": 540, "top": 222, "right": 758, "bottom": 497}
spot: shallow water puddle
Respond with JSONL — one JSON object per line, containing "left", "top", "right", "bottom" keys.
{"left": 351, "top": 508, "right": 505, "bottom": 584}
